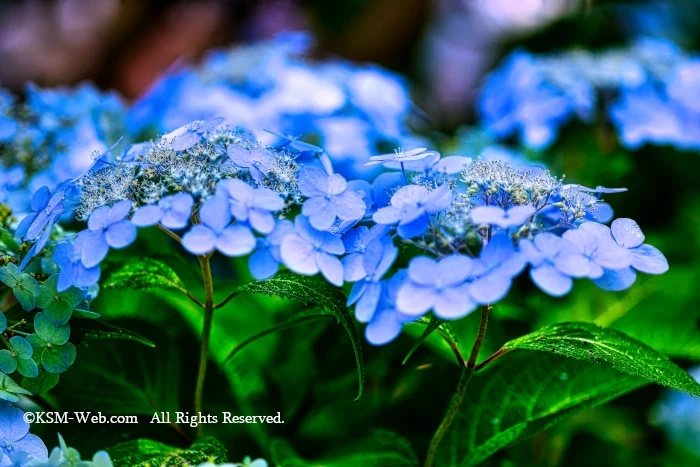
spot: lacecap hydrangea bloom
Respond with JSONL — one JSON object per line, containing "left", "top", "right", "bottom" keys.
{"left": 479, "top": 37, "right": 700, "bottom": 151}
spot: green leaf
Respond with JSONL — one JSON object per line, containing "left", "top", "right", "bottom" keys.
{"left": 41, "top": 343, "right": 76, "bottom": 374}
{"left": 16, "top": 357, "right": 38, "bottom": 378}
{"left": 270, "top": 430, "right": 419, "bottom": 467}
{"left": 436, "top": 351, "right": 646, "bottom": 466}
{"left": 222, "top": 307, "right": 337, "bottom": 368}
{"left": 0, "top": 228, "right": 19, "bottom": 252}
{"left": 0, "top": 372, "right": 32, "bottom": 402}
{"left": 501, "top": 322, "right": 700, "bottom": 395}
{"left": 71, "top": 318, "right": 155, "bottom": 348}
{"left": 0, "top": 350, "right": 16, "bottom": 373}
{"left": 104, "top": 258, "right": 187, "bottom": 294}
{"left": 21, "top": 368, "right": 59, "bottom": 394}
{"left": 34, "top": 312, "right": 70, "bottom": 345}
{"left": 237, "top": 271, "right": 364, "bottom": 400}
{"left": 106, "top": 437, "right": 227, "bottom": 467}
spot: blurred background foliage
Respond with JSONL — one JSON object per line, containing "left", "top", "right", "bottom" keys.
{"left": 4, "top": 0, "right": 700, "bottom": 465}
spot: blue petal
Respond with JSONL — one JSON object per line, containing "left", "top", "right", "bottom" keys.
{"left": 611, "top": 218, "right": 645, "bottom": 249}
{"left": 216, "top": 225, "right": 256, "bottom": 257}
{"left": 79, "top": 230, "right": 109, "bottom": 268}
{"left": 182, "top": 225, "right": 217, "bottom": 255}
{"left": 131, "top": 205, "right": 163, "bottom": 227}
{"left": 365, "top": 308, "right": 404, "bottom": 346}
{"left": 105, "top": 221, "right": 137, "bottom": 249}
{"left": 593, "top": 267, "right": 637, "bottom": 291}
{"left": 530, "top": 264, "right": 573, "bottom": 297}
{"left": 249, "top": 248, "right": 279, "bottom": 280}
{"left": 631, "top": 244, "right": 669, "bottom": 274}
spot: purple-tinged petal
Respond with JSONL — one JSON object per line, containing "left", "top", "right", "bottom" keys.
{"left": 105, "top": 221, "right": 137, "bottom": 248}
{"left": 182, "top": 225, "right": 217, "bottom": 255}
{"left": 199, "top": 195, "right": 232, "bottom": 232}
{"left": 531, "top": 264, "right": 572, "bottom": 297}
{"left": 216, "top": 225, "right": 256, "bottom": 257}
{"left": 298, "top": 166, "right": 329, "bottom": 197}
{"left": 87, "top": 206, "right": 110, "bottom": 231}
{"left": 252, "top": 188, "right": 284, "bottom": 211}
{"left": 594, "top": 239, "right": 634, "bottom": 270}
{"left": 249, "top": 209, "right": 276, "bottom": 234}
{"left": 434, "top": 284, "right": 477, "bottom": 319}
{"left": 131, "top": 205, "right": 162, "bottom": 227}
{"left": 631, "top": 244, "right": 669, "bottom": 274}
{"left": 281, "top": 235, "right": 317, "bottom": 275}
{"left": 407, "top": 256, "right": 438, "bottom": 286}
{"left": 611, "top": 218, "right": 645, "bottom": 249}
{"left": 326, "top": 173, "right": 348, "bottom": 195}
{"left": 470, "top": 272, "right": 512, "bottom": 304}
{"left": 396, "top": 282, "right": 436, "bottom": 316}
{"left": 333, "top": 191, "right": 366, "bottom": 221}
{"left": 79, "top": 230, "right": 109, "bottom": 268}
{"left": 316, "top": 252, "right": 344, "bottom": 286}
{"left": 303, "top": 198, "right": 336, "bottom": 231}
{"left": 107, "top": 200, "right": 132, "bottom": 224}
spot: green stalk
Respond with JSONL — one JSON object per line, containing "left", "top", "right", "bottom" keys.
{"left": 194, "top": 255, "right": 215, "bottom": 437}
{"left": 424, "top": 305, "right": 490, "bottom": 467}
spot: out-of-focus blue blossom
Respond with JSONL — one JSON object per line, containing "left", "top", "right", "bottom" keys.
{"left": 0, "top": 407, "right": 48, "bottom": 461}
{"left": 248, "top": 220, "right": 294, "bottom": 280}
{"left": 298, "top": 167, "right": 366, "bottom": 231}
{"left": 373, "top": 184, "right": 452, "bottom": 238}
{"left": 217, "top": 179, "right": 284, "bottom": 234}
{"left": 44, "top": 433, "right": 113, "bottom": 467}
{"left": 652, "top": 365, "right": 700, "bottom": 457}
{"left": 126, "top": 33, "right": 423, "bottom": 180}
{"left": 280, "top": 216, "right": 345, "bottom": 286}
{"left": 53, "top": 235, "right": 101, "bottom": 292}
{"left": 347, "top": 240, "right": 398, "bottom": 323}
{"left": 182, "top": 195, "right": 255, "bottom": 257}
{"left": 131, "top": 193, "right": 194, "bottom": 230}
{"left": 396, "top": 255, "right": 478, "bottom": 320}
{"left": 79, "top": 200, "right": 136, "bottom": 268}
{"left": 480, "top": 37, "right": 700, "bottom": 151}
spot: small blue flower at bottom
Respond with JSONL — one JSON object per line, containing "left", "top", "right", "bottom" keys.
{"left": 373, "top": 184, "right": 452, "bottom": 238}
{"left": 347, "top": 240, "right": 398, "bottom": 323}
{"left": 280, "top": 216, "right": 345, "bottom": 286}
{"left": 182, "top": 195, "right": 256, "bottom": 257}
{"left": 469, "top": 233, "right": 526, "bottom": 304}
{"left": 217, "top": 179, "right": 285, "bottom": 234}
{"left": 0, "top": 407, "right": 48, "bottom": 462}
{"left": 364, "top": 271, "right": 416, "bottom": 346}
{"left": 53, "top": 235, "right": 101, "bottom": 292}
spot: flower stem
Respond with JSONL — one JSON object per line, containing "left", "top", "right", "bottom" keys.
{"left": 424, "top": 305, "right": 490, "bottom": 467}
{"left": 194, "top": 255, "right": 215, "bottom": 437}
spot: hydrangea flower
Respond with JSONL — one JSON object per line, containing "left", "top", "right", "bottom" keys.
{"left": 80, "top": 200, "right": 137, "bottom": 268}
{"left": 364, "top": 271, "right": 416, "bottom": 345}
{"left": 341, "top": 224, "right": 391, "bottom": 282}
{"left": 0, "top": 407, "right": 48, "bottom": 461}
{"left": 53, "top": 235, "right": 102, "bottom": 292}
{"left": 519, "top": 233, "right": 590, "bottom": 296}
{"left": 131, "top": 193, "right": 194, "bottom": 230}
{"left": 280, "top": 216, "right": 345, "bottom": 286}
{"left": 373, "top": 184, "right": 452, "bottom": 238}
{"left": 347, "top": 240, "right": 398, "bottom": 323}
{"left": 182, "top": 195, "right": 255, "bottom": 257}
{"left": 396, "top": 255, "right": 477, "bottom": 319}
{"left": 469, "top": 233, "right": 526, "bottom": 304}
{"left": 248, "top": 220, "right": 294, "bottom": 280}
{"left": 562, "top": 222, "right": 634, "bottom": 281}
{"left": 298, "top": 167, "right": 366, "bottom": 231}
{"left": 217, "top": 179, "right": 284, "bottom": 234}
{"left": 227, "top": 146, "right": 276, "bottom": 184}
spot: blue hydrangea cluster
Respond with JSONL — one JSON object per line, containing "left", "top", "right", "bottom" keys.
{"left": 127, "top": 32, "right": 427, "bottom": 179}
{"left": 479, "top": 37, "right": 700, "bottom": 151}
{"left": 0, "top": 82, "right": 126, "bottom": 218}
{"left": 14, "top": 117, "right": 663, "bottom": 348}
